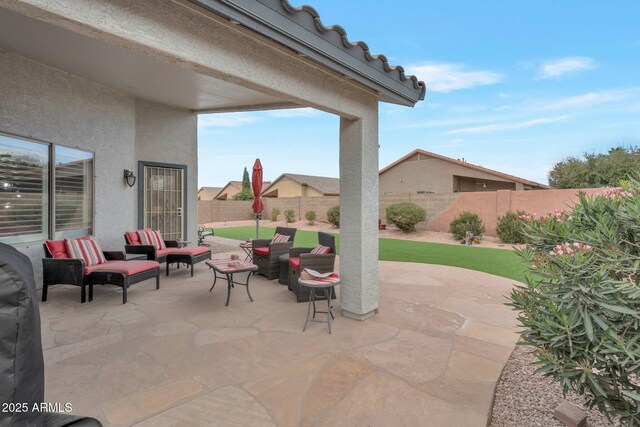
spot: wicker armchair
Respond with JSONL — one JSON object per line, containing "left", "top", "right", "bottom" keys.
{"left": 124, "top": 231, "right": 179, "bottom": 263}
{"left": 43, "top": 242, "right": 160, "bottom": 304}
{"left": 288, "top": 232, "right": 337, "bottom": 302}
{"left": 252, "top": 226, "right": 297, "bottom": 279}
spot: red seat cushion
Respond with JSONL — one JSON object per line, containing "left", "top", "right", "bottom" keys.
{"left": 288, "top": 257, "right": 300, "bottom": 270}
{"left": 254, "top": 247, "right": 269, "bottom": 257}
{"left": 85, "top": 260, "right": 160, "bottom": 276}
{"left": 156, "top": 248, "right": 172, "bottom": 258}
{"left": 168, "top": 246, "right": 210, "bottom": 256}
{"left": 125, "top": 231, "right": 140, "bottom": 245}
{"left": 45, "top": 240, "right": 69, "bottom": 258}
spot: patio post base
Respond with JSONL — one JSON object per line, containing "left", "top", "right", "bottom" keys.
{"left": 342, "top": 308, "right": 378, "bottom": 321}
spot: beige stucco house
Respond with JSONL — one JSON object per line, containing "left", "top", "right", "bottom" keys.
{"left": 379, "top": 149, "right": 549, "bottom": 195}
{"left": 214, "top": 181, "right": 243, "bottom": 200}
{"left": 262, "top": 173, "right": 339, "bottom": 198}
{"left": 0, "top": 0, "right": 424, "bottom": 320}
{"left": 197, "top": 186, "right": 223, "bottom": 200}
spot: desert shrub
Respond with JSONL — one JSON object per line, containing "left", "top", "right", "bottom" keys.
{"left": 232, "top": 188, "right": 253, "bottom": 200}
{"left": 270, "top": 208, "right": 280, "bottom": 222}
{"left": 305, "top": 210, "right": 316, "bottom": 225}
{"left": 496, "top": 210, "right": 528, "bottom": 244}
{"left": 284, "top": 209, "right": 295, "bottom": 223}
{"left": 327, "top": 205, "right": 340, "bottom": 228}
{"left": 385, "top": 202, "right": 426, "bottom": 232}
{"left": 510, "top": 179, "right": 640, "bottom": 424}
{"left": 449, "top": 211, "right": 485, "bottom": 240}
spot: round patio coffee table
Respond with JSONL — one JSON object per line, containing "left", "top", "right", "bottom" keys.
{"left": 298, "top": 275, "right": 340, "bottom": 334}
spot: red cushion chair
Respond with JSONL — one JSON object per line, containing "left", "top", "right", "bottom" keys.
{"left": 251, "top": 227, "right": 296, "bottom": 280}
{"left": 288, "top": 232, "right": 337, "bottom": 302}
{"left": 124, "top": 229, "right": 179, "bottom": 263}
{"left": 43, "top": 239, "right": 160, "bottom": 304}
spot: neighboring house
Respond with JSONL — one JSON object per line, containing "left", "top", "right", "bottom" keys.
{"left": 379, "top": 149, "right": 549, "bottom": 195}
{"left": 262, "top": 173, "right": 339, "bottom": 198}
{"left": 198, "top": 186, "right": 223, "bottom": 200}
{"left": 0, "top": 0, "right": 424, "bottom": 320}
{"left": 214, "top": 181, "right": 243, "bottom": 200}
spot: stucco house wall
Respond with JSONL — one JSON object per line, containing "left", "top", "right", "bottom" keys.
{"left": 263, "top": 176, "right": 323, "bottom": 198}
{"left": 0, "top": 50, "right": 197, "bottom": 284}
{"left": 380, "top": 154, "right": 521, "bottom": 195}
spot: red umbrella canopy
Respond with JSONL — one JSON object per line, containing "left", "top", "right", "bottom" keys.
{"left": 251, "top": 159, "right": 264, "bottom": 214}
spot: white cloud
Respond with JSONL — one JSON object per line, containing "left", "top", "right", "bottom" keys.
{"left": 406, "top": 62, "right": 503, "bottom": 93}
{"left": 542, "top": 89, "right": 629, "bottom": 110}
{"left": 538, "top": 56, "right": 596, "bottom": 79}
{"left": 198, "top": 113, "right": 260, "bottom": 128}
{"left": 448, "top": 115, "right": 570, "bottom": 135}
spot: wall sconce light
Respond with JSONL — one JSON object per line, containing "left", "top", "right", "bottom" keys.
{"left": 482, "top": 182, "right": 487, "bottom": 189}
{"left": 124, "top": 170, "right": 137, "bottom": 187}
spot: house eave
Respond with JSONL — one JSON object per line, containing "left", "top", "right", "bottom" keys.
{"left": 188, "top": 0, "right": 425, "bottom": 107}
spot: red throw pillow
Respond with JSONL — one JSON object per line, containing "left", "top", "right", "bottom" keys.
{"left": 137, "top": 229, "right": 166, "bottom": 250}
{"left": 65, "top": 237, "right": 106, "bottom": 266}
{"left": 45, "top": 240, "right": 69, "bottom": 258}
{"left": 271, "top": 233, "right": 290, "bottom": 243}
{"left": 310, "top": 245, "right": 331, "bottom": 255}
{"left": 125, "top": 231, "right": 140, "bottom": 245}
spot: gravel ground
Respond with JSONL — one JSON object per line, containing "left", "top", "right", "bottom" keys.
{"left": 490, "top": 344, "right": 620, "bottom": 427}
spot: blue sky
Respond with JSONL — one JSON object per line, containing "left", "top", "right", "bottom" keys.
{"left": 198, "top": 1, "right": 640, "bottom": 187}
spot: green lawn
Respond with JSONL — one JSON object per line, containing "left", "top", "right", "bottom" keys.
{"left": 212, "top": 225, "right": 526, "bottom": 282}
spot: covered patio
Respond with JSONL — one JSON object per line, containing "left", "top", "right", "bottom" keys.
{"left": 41, "top": 252, "right": 519, "bottom": 426}
{"left": 1, "top": 0, "right": 424, "bottom": 321}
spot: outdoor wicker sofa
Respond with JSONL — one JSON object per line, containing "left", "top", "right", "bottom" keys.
{"left": 252, "top": 226, "right": 297, "bottom": 280}
{"left": 124, "top": 230, "right": 211, "bottom": 277}
{"left": 288, "top": 232, "right": 337, "bottom": 302}
{"left": 42, "top": 239, "right": 160, "bottom": 304}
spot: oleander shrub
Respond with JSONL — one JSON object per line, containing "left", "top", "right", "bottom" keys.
{"left": 385, "top": 202, "right": 426, "bottom": 232}
{"left": 270, "top": 208, "right": 280, "bottom": 222}
{"left": 496, "top": 210, "right": 529, "bottom": 244}
{"left": 305, "top": 210, "right": 316, "bottom": 225}
{"left": 284, "top": 209, "right": 295, "bottom": 223}
{"left": 327, "top": 205, "right": 340, "bottom": 228}
{"left": 510, "top": 179, "right": 640, "bottom": 424}
{"left": 449, "top": 211, "right": 485, "bottom": 240}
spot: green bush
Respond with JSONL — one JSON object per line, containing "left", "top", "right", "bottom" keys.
{"left": 270, "top": 208, "right": 280, "bottom": 222}
{"left": 496, "top": 210, "right": 528, "bottom": 244}
{"left": 232, "top": 188, "right": 253, "bottom": 200}
{"left": 305, "top": 210, "right": 316, "bottom": 225}
{"left": 449, "top": 211, "right": 485, "bottom": 240}
{"left": 284, "top": 209, "right": 295, "bottom": 223}
{"left": 385, "top": 202, "right": 426, "bottom": 232}
{"left": 509, "top": 180, "right": 640, "bottom": 424}
{"left": 327, "top": 205, "right": 340, "bottom": 228}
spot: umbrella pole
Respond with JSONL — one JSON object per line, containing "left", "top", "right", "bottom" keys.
{"left": 256, "top": 216, "right": 259, "bottom": 239}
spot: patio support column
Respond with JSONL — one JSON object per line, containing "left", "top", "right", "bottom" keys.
{"left": 339, "top": 107, "right": 379, "bottom": 320}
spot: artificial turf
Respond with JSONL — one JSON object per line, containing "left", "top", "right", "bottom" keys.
{"left": 211, "top": 225, "right": 526, "bottom": 283}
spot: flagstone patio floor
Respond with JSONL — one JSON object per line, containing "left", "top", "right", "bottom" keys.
{"left": 40, "top": 255, "right": 520, "bottom": 426}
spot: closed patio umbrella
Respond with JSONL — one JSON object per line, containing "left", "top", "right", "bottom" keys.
{"left": 252, "top": 159, "right": 265, "bottom": 238}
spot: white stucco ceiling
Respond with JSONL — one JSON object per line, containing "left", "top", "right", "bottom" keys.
{"left": 0, "top": 7, "right": 292, "bottom": 112}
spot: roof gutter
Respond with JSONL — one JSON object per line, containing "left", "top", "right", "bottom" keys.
{"left": 187, "top": 0, "right": 425, "bottom": 106}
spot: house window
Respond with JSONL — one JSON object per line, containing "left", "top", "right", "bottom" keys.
{"left": 0, "top": 134, "right": 49, "bottom": 244}
{"left": 54, "top": 146, "right": 93, "bottom": 238}
{"left": 0, "top": 132, "right": 94, "bottom": 244}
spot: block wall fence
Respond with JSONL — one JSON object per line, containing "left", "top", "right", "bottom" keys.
{"left": 198, "top": 188, "right": 604, "bottom": 236}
